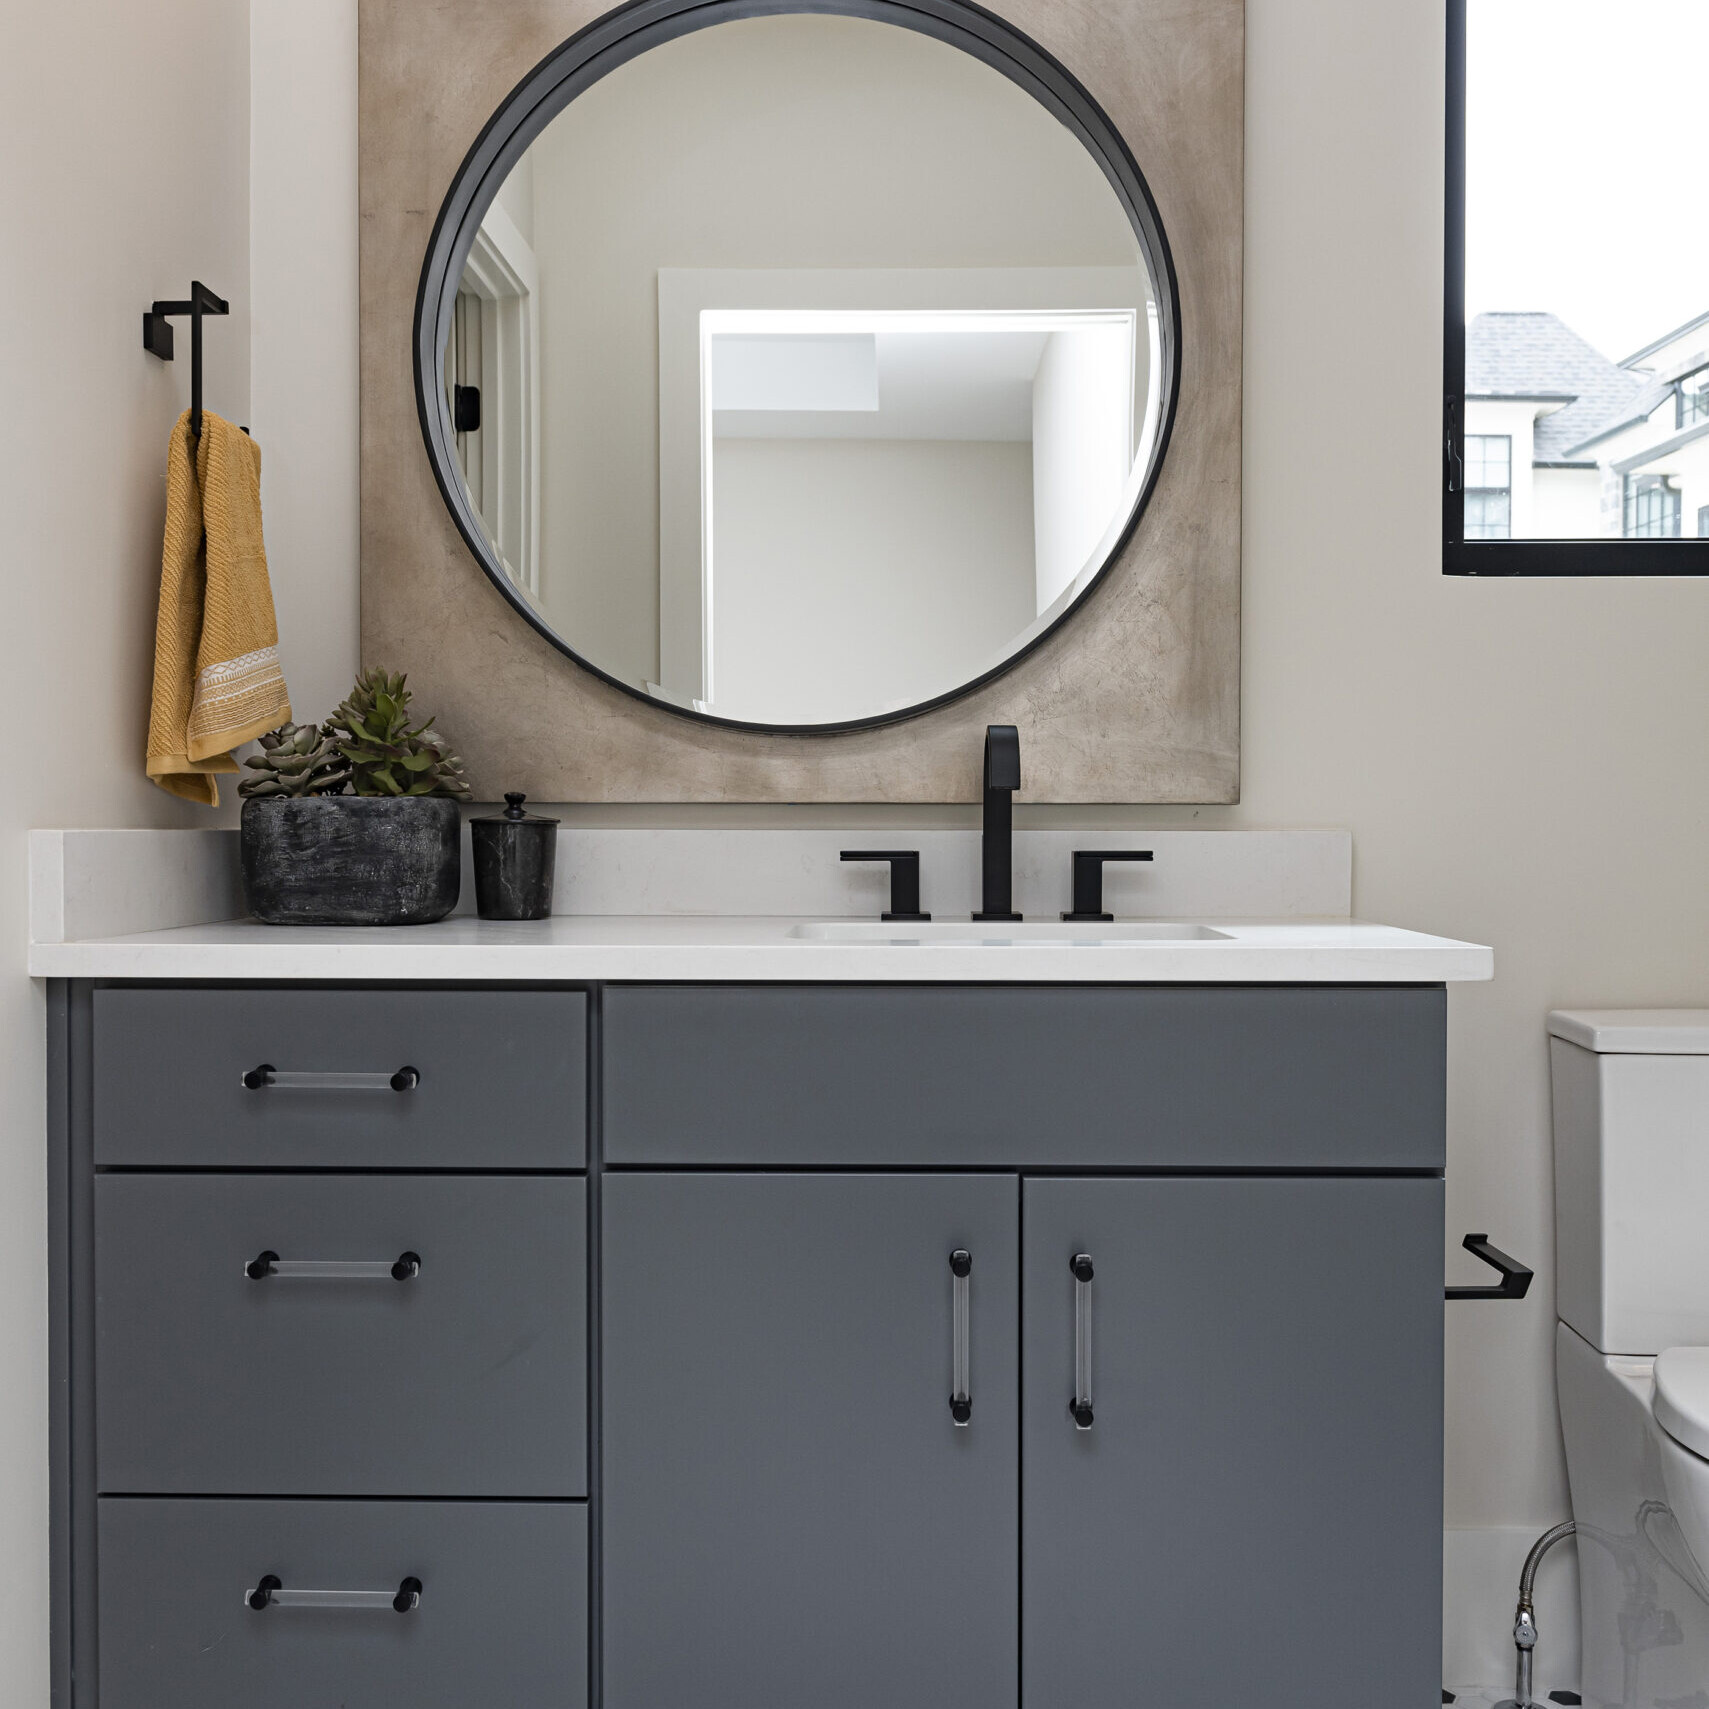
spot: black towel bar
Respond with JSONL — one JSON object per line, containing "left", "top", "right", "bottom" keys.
{"left": 143, "top": 280, "right": 230, "bottom": 442}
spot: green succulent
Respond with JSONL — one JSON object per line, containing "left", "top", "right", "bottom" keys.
{"left": 327, "top": 668, "right": 471, "bottom": 799}
{"left": 238, "top": 722, "right": 353, "bottom": 799}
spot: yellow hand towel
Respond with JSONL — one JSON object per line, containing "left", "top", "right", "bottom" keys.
{"left": 146, "top": 410, "right": 291, "bottom": 804}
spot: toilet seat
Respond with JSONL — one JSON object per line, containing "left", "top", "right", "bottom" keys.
{"left": 1652, "top": 1346, "right": 1709, "bottom": 1459}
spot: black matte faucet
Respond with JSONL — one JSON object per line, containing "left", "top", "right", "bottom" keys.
{"left": 973, "top": 725, "right": 1022, "bottom": 920}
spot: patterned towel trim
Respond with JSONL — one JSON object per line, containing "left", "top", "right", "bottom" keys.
{"left": 188, "top": 644, "right": 289, "bottom": 751}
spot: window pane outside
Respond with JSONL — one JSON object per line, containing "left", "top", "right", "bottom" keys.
{"left": 1465, "top": 2, "right": 1709, "bottom": 542}
{"left": 1466, "top": 491, "right": 1511, "bottom": 540}
{"left": 1465, "top": 435, "right": 1510, "bottom": 489}
{"left": 1624, "top": 475, "right": 1682, "bottom": 539}
{"left": 1463, "top": 434, "right": 1511, "bottom": 538}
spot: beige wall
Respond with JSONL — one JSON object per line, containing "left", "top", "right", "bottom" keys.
{"left": 0, "top": 1, "right": 359, "bottom": 1699}
{"left": 251, "top": 0, "right": 362, "bottom": 722}
{"left": 0, "top": 2, "right": 252, "bottom": 1700}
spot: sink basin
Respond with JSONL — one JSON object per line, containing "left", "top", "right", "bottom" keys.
{"left": 791, "top": 920, "right": 1233, "bottom": 945}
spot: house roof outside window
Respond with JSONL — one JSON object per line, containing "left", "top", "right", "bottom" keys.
{"left": 1463, "top": 306, "right": 1709, "bottom": 540}
{"left": 1467, "top": 311, "right": 1648, "bottom": 463}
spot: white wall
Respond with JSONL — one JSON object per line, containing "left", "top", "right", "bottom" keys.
{"left": 1531, "top": 466, "right": 1602, "bottom": 538}
{"left": 0, "top": 3, "right": 253, "bottom": 1700}
{"left": 1031, "top": 324, "right": 1133, "bottom": 613}
{"left": 709, "top": 437, "right": 1034, "bottom": 723}
{"left": 250, "top": 0, "right": 361, "bottom": 722}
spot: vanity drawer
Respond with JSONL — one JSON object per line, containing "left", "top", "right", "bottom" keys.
{"left": 603, "top": 984, "right": 1445, "bottom": 1169}
{"left": 93, "top": 987, "right": 586, "bottom": 1167}
{"left": 95, "top": 1174, "right": 586, "bottom": 1496}
{"left": 97, "top": 1497, "right": 586, "bottom": 1709}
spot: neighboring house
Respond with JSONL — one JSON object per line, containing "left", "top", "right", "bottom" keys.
{"left": 1465, "top": 308, "right": 1709, "bottom": 538}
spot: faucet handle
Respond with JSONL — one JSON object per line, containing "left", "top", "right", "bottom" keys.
{"left": 840, "top": 851, "right": 930, "bottom": 922}
{"left": 1062, "top": 850, "right": 1153, "bottom": 922}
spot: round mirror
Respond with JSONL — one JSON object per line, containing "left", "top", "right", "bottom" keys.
{"left": 417, "top": 1, "right": 1177, "bottom": 731}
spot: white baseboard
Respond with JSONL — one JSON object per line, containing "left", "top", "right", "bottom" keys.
{"left": 1446, "top": 1525, "right": 1580, "bottom": 1693}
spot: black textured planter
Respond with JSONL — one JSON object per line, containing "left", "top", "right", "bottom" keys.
{"left": 240, "top": 797, "right": 461, "bottom": 926}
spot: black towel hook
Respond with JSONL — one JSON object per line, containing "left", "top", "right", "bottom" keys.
{"left": 143, "top": 280, "right": 230, "bottom": 442}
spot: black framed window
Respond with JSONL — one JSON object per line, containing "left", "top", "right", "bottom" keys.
{"left": 1445, "top": 0, "right": 1709, "bottom": 574}
{"left": 1624, "top": 475, "right": 1681, "bottom": 539}
{"left": 1463, "top": 435, "right": 1511, "bottom": 539}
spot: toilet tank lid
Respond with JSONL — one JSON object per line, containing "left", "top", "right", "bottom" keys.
{"left": 1549, "top": 1010, "right": 1709, "bottom": 1053}
{"left": 1653, "top": 1347, "right": 1709, "bottom": 1459}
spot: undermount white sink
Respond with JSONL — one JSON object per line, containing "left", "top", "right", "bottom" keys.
{"left": 791, "top": 920, "right": 1233, "bottom": 945}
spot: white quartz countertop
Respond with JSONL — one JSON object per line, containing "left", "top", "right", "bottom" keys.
{"left": 28, "top": 912, "right": 1493, "bottom": 983}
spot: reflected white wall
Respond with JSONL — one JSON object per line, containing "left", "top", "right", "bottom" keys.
{"left": 709, "top": 437, "right": 1034, "bottom": 723}
{"left": 1031, "top": 324, "right": 1133, "bottom": 614}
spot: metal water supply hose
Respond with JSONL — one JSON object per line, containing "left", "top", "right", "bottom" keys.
{"left": 1497, "top": 1520, "right": 1577, "bottom": 1709}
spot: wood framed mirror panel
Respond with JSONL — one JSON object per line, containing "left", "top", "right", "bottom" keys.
{"left": 360, "top": 0, "right": 1243, "bottom": 800}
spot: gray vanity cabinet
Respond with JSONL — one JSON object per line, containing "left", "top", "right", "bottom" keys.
{"left": 601, "top": 1172, "right": 1021, "bottom": 1709}
{"left": 1021, "top": 1176, "right": 1444, "bottom": 1707}
{"left": 53, "top": 980, "right": 1449, "bottom": 1709}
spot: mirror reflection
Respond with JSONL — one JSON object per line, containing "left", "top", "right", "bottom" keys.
{"left": 445, "top": 12, "right": 1164, "bottom": 726}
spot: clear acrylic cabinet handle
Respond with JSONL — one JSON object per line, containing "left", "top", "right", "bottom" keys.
{"left": 949, "top": 1249, "right": 972, "bottom": 1425}
{"left": 242, "top": 1064, "right": 420, "bottom": 1092}
{"left": 246, "top": 1574, "right": 422, "bottom": 1613}
{"left": 1069, "top": 1253, "right": 1094, "bottom": 1430}
{"left": 245, "top": 1250, "right": 421, "bottom": 1282}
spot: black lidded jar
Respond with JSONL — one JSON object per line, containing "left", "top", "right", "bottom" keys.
{"left": 470, "top": 793, "right": 559, "bottom": 920}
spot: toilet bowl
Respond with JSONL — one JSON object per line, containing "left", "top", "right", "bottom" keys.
{"left": 1550, "top": 1010, "right": 1709, "bottom": 1709}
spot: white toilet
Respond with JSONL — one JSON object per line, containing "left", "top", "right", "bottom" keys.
{"left": 1551, "top": 1010, "right": 1709, "bottom": 1709}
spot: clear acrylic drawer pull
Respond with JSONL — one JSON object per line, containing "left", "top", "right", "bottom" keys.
{"left": 949, "top": 1248, "right": 972, "bottom": 1425}
{"left": 242, "top": 1064, "right": 420, "bottom": 1092}
{"left": 245, "top": 1250, "right": 421, "bottom": 1282}
{"left": 1069, "top": 1253, "right": 1094, "bottom": 1429}
{"left": 246, "top": 1574, "right": 421, "bottom": 1613}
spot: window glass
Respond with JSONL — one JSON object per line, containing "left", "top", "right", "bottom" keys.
{"left": 1678, "top": 371, "right": 1709, "bottom": 430}
{"left": 1464, "top": 434, "right": 1511, "bottom": 539}
{"left": 1465, "top": 1, "right": 1709, "bottom": 543}
{"left": 1624, "top": 475, "right": 1681, "bottom": 540}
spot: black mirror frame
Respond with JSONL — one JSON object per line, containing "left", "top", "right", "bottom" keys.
{"left": 413, "top": 0, "right": 1182, "bottom": 734}
{"left": 1443, "top": 0, "right": 1709, "bottom": 577}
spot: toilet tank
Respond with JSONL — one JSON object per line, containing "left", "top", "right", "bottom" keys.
{"left": 1550, "top": 1010, "right": 1709, "bottom": 1355}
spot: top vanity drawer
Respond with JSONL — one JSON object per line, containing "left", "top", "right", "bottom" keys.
{"left": 93, "top": 988, "right": 585, "bottom": 1168}
{"left": 603, "top": 984, "right": 1445, "bottom": 1170}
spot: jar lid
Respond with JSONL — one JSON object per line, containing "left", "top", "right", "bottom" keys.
{"left": 471, "top": 791, "right": 560, "bottom": 826}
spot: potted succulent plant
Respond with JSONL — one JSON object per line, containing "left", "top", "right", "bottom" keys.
{"left": 239, "top": 669, "right": 471, "bottom": 926}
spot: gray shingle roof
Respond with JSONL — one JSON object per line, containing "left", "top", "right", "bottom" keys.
{"left": 1467, "top": 312, "right": 1648, "bottom": 461}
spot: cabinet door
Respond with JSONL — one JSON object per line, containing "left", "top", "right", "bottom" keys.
{"left": 603, "top": 1173, "right": 1018, "bottom": 1709}
{"left": 1022, "top": 1176, "right": 1443, "bottom": 1708}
